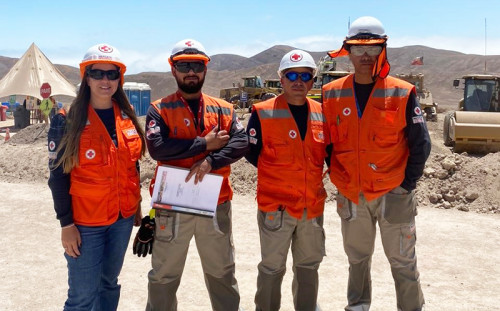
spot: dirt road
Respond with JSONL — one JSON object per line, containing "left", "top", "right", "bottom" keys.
{"left": 0, "top": 182, "right": 499, "bottom": 310}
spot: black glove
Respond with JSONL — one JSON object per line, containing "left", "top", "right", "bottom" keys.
{"left": 133, "top": 216, "right": 155, "bottom": 257}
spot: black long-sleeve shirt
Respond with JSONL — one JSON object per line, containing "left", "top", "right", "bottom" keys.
{"left": 145, "top": 96, "right": 249, "bottom": 170}
{"left": 325, "top": 81, "right": 431, "bottom": 191}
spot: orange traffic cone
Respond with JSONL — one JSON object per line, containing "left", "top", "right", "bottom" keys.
{"left": 4, "top": 128, "right": 10, "bottom": 142}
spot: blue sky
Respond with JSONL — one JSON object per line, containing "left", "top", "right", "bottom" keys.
{"left": 1, "top": 0, "right": 499, "bottom": 74}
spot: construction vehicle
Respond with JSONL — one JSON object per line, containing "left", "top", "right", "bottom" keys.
{"left": 308, "top": 55, "right": 350, "bottom": 102}
{"left": 396, "top": 73, "right": 438, "bottom": 121}
{"left": 219, "top": 76, "right": 282, "bottom": 112}
{"left": 443, "top": 74, "right": 500, "bottom": 153}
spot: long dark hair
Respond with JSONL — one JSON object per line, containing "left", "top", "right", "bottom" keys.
{"left": 56, "top": 69, "right": 146, "bottom": 173}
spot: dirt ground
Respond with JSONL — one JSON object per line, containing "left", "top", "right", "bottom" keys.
{"left": 1, "top": 113, "right": 500, "bottom": 310}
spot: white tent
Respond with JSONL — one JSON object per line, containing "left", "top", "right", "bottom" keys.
{"left": 0, "top": 43, "right": 76, "bottom": 100}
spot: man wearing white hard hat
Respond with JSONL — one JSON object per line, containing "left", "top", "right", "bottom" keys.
{"left": 136, "top": 39, "right": 248, "bottom": 311}
{"left": 245, "top": 49, "right": 327, "bottom": 311}
{"left": 323, "top": 16, "right": 430, "bottom": 311}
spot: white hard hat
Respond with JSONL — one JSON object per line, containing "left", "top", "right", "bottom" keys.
{"left": 278, "top": 49, "right": 317, "bottom": 77}
{"left": 168, "top": 39, "right": 210, "bottom": 66}
{"left": 347, "top": 16, "right": 386, "bottom": 41}
{"left": 79, "top": 43, "right": 126, "bottom": 81}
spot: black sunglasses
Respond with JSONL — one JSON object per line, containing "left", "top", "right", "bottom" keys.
{"left": 284, "top": 71, "right": 313, "bottom": 82}
{"left": 86, "top": 69, "right": 121, "bottom": 80}
{"left": 174, "top": 62, "right": 206, "bottom": 73}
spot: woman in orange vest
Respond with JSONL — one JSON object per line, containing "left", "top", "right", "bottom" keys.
{"left": 245, "top": 50, "right": 327, "bottom": 311}
{"left": 48, "top": 43, "right": 145, "bottom": 311}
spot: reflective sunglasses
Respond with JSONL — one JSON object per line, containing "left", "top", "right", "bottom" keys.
{"left": 284, "top": 71, "right": 314, "bottom": 82}
{"left": 174, "top": 62, "right": 206, "bottom": 73}
{"left": 86, "top": 69, "right": 121, "bottom": 80}
{"left": 349, "top": 45, "right": 383, "bottom": 56}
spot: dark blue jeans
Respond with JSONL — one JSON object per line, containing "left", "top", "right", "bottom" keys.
{"left": 64, "top": 216, "right": 134, "bottom": 311}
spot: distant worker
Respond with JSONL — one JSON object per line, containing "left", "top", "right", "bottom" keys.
{"left": 245, "top": 49, "right": 327, "bottom": 311}
{"left": 323, "top": 16, "right": 431, "bottom": 311}
{"left": 40, "top": 96, "right": 53, "bottom": 124}
{"left": 134, "top": 38, "right": 249, "bottom": 311}
{"left": 48, "top": 43, "right": 146, "bottom": 311}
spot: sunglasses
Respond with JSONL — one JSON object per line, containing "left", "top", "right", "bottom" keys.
{"left": 349, "top": 45, "right": 383, "bottom": 56}
{"left": 174, "top": 62, "right": 206, "bottom": 73}
{"left": 86, "top": 69, "right": 121, "bottom": 80}
{"left": 284, "top": 71, "right": 314, "bottom": 82}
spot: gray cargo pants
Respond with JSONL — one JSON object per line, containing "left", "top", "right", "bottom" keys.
{"left": 146, "top": 201, "right": 240, "bottom": 311}
{"left": 255, "top": 209, "right": 325, "bottom": 311}
{"left": 336, "top": 187, "right": 425, "bottom": 311}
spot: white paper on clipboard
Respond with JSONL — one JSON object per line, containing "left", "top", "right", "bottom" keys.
{"left": 150, "top": 165, "right": 223, "bottom": 217}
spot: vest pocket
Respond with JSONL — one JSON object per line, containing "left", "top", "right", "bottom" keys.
{"left": 121, "top": 128, "right": 141, "bottom": 162}
{"left": 124, "top": 171, "right": 141, "bottom": 215}
{"left": 370, "top": 126, "right": 399, "bottom": 148}
{"left": 70, "top": 177, "right": 111, "bottom": 223}
{"left": 262, "top": 138, "right": 294, "bottom": 165}
{"left": 78, "top": 137, "right": 108, "bottom": 167}
{"left": 329, "top": 122, "right": 348, "bottom": 143}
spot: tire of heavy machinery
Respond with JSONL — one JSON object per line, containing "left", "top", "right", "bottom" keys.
{"left": 443, "top": 111, "right": 454, "bottom": 147}
{"left": 260, "top": 93, "right": 277, "bottom": 101}
{"left": 229, "top": 95, "right": 240, "bottom": 103}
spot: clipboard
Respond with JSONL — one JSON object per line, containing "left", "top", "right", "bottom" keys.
{"left": 150, "top": 165, "right": 223, "bottom": 217}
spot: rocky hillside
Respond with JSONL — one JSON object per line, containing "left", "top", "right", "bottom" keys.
{"left": 2, "top": 45, "right": 500, "bottom": 111}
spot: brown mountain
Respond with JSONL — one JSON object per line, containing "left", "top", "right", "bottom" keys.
{"left": 1, "top": 45, "right": 499, "bottom": 110}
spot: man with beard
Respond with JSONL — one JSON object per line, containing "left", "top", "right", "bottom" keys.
{"left": 138, "top": 39, "right": 248, "bottom": 311}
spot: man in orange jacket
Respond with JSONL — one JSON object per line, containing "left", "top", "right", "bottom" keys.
{"left": 246, "top": 49, "right": 327, "bottom": 311}
{"left": 138, "top": 39, "right": 248, "bottom": 311}
{"left": 323, "top": 16, "right": 430, "bottom": 311}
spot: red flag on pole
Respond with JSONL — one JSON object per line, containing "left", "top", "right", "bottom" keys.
{"left": 411, "top": 56, "right": 424, "bottom": 65}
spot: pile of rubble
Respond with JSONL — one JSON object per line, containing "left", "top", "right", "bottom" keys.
{"left": 418, "top": 152, "right": 500, "bottom": 214}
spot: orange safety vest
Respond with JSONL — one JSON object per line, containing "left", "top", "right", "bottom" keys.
{"left": 323, "top": 75, "right": 414, "bottom": 203}
{"left": 254, "top": 95, "right": 327, "bottom": 219}
{"left": 150, "top": 93, "right": 234, "bottom": 205}
{"left": 69, "top": 103, "right": 142, "bottom": 226}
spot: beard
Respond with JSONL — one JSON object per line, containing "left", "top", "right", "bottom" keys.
{"left": 176, "top": 75, "right": 205, "bottom": 94}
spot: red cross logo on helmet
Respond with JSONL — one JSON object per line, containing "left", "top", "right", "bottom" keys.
{"left": 185, "top": 41, "right": 193, "bottom": 47}
{"left": 290, "top": 53, "right": 303, "bottom": 62}
{"left": 98, "top": 45, "right": 113, "bottom": 53}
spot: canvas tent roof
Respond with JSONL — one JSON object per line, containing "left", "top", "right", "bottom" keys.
{"left": 0, "top": 43, "right": 76, "bottom": 100}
